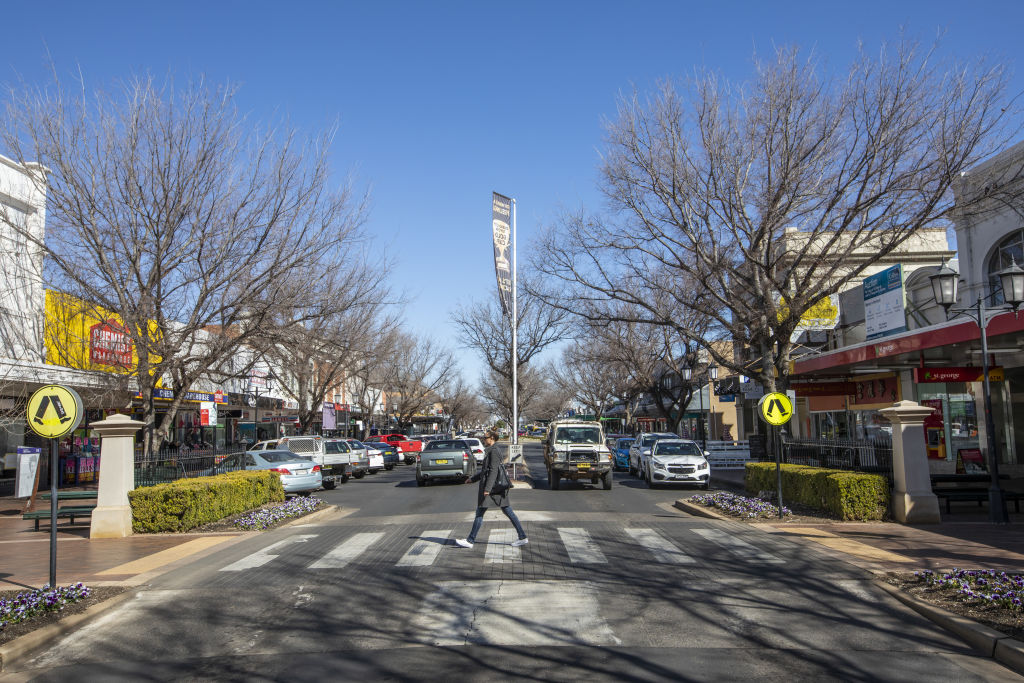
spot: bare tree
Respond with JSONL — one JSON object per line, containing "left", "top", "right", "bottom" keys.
{"left": 2, "top": 73, "right": 368, "bottom": 450}
{"left": 479, "top": 364, "right": 546, "bottom": 428}
{"left": 523, "top": 376, "right": 574, "bottom": 423}
{"left": 349, "top": 328, "right": 401, "bottom": 439}
{"left": 550, "top": 341, "right": 621, "bottom": 422}
{"left": 534, "top": 38, "right": 1018, "bottom": 391}
{"left": 383, "top": 333, "right": 456, "bottom": 431}
{"left": 438, "top": 373, "right": 489, "bottom": 433}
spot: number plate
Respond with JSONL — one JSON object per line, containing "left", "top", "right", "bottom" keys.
{"left": 577, "top": 463, "right": 591, "bottom": 469}
{"left": 434, "top": 459, "right": 450, "bottom": 465}
{"left": 294, "top": 469, "right": 309, "bottom": 475}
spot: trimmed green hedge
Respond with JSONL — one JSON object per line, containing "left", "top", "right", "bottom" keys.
{"left": 129, "top": 471, "right": 285, "bottom": 533}
{"left": 745, "top": 462, "right": 889, "bottom": 521}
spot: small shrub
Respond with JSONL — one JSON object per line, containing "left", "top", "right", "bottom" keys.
{"left": 130, "top": 471, "right": 285, "bottom": 533}
{"left": 745, "top": 462, "right": 889, "bottom": 520}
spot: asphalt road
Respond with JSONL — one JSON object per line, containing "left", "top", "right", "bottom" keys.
{"left": 8, "top": 444, "right": 1019, "bottom": 681}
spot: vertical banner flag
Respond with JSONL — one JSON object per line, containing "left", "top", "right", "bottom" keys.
{"left": 491, "top": 192, "right": 513, "bottom": 317}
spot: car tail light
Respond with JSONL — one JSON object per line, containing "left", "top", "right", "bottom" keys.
{"left": 415, "top": 453, "right": 421, "bottom": 463}
{"left": 269, "top": 468, "right": 290, "bottom": 475}
{"left": 463, "top": 452, "right": 469, "bottom": 461}
{"left": 312, "top": 465, "right": 321, "bottom": 472}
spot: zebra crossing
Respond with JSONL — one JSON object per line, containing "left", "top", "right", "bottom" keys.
{"left": 218, "top": 523, "right": 800, "bottom": 574}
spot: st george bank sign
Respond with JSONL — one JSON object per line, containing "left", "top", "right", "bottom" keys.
{"left": 914, "top": 367, "right": 1004, "bottom": 383}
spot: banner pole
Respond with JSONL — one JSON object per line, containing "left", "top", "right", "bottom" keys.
{"left": 511, "top": 198, "right": 519, "bottom": 479}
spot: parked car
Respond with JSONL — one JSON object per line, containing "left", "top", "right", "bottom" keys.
{"left": 628, "top": 432, "right": 678, "bottom": 477}
{"left": 543, "top": 420, "right": 613, "bottom": 490}
{"left": 324, "top": 439, "right": 369, "bottom": 480}
{"left": 211, "top": 450, "right": 322, "bottom": 493}
{"left": 643, "top": 439, "right": 710, "bottom": 489}
{"left": 377, "top": 433, "right": 423, "bottom": 464}
{"left": 248, "top": 440, "right": 280, "bottom": 451}
{"left": 462, "top": 437, "right": 485, "bottom": 464}
{"left": 343, "top": 439, "right": 383, "bottom": 473}
{"left": 416, "top": 440, "right": 475, "bottom": 486}
{"left": 364, "top": 441, "right": 399, "bottom": 470}
{"left": 612, "top": 437, "right": 635, "bottom": 471}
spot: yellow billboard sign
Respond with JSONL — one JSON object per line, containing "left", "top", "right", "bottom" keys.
{"left": 44, "top": 290, "right": 159, "bottom": 374}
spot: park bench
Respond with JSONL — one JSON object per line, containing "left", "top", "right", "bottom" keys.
{"left": 24, "top": 490, "right": 98, "bottom": 530}
{"left": 931, "top": 475, "right": 1021, "bottom": 514}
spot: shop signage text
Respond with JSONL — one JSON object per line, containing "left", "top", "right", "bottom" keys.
{"left": 135, "top": 389, "right": 227, "bottom": 404}
{"left": 791, "top": 381, "right": 856, "bottom": 397}
{"left": 914, "top": 367, "right": 1004, "bottom": 383}
{"left": 89, "top": 320, "right": 133, "bottom": 367}
{"left": 850, "top": 373, "right": 901, "bottom": 408}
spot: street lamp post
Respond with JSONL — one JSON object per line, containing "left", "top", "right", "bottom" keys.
{"left": 708, "top": 365, "right": 719, "bottom": 446}
{"left": 929, "top": 259, "right": 1024, "bottom": 524}
{"left": 247, "top": 371, "right": 276, "bottom": 446}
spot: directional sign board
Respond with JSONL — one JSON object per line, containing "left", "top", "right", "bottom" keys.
{"left": 757, "top": 392, "right": 793, "bottom": 427}
{"left": 26, "top": 384, "right": 84, "bottom": 439}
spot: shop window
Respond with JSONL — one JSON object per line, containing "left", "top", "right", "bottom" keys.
{"left": 988, "top": 228, "right": 1024, "bottom": 305}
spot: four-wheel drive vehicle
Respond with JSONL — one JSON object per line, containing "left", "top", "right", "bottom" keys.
{"left": 643, "top": 439, "right": 710, "bottom": 489}
{"left": 543, "top": 420, "right": 613, "bottom": 490}
{"left": 416, "top": 440, "right": 475, "bottom": 486}
{"left": 325, "top": 439, "right": 369, "bottom": 480}
{"left": 378, "top": 433, "right": 423, "bottom": 464}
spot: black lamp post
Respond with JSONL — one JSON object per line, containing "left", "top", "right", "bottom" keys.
{"left": 247, "top": 371, "right": 276, "bottom": 446}
{"left": 929, "top": 258, "right": 1024, "bottom": 524}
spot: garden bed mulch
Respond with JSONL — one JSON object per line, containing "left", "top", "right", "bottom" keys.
{"left": 0, "top": 586, "right": 128, "bottom": 647}
{"left": 885, "top": 572, "right": 1024, "bottom": 641}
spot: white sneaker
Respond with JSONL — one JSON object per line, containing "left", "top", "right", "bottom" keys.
{"left": 511, "top": 538, "right": 529, "bottom": 547}
{"left": 455, "top": 538, "right": 474, "bottom": 548}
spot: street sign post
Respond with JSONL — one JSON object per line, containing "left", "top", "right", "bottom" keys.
{"left": 26, "top": 384, "right": 85, "bottom": 587}
{"left": 757, "top": 392, "right": 793, "bottom": 519}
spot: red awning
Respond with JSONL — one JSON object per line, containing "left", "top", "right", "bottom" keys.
{"left": 792, "top": 310, "right": 1024, "bottom": 375}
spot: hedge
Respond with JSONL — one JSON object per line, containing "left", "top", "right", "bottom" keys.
{"left": 745, "top": 462, "right": 889, "bottom": 521}
{"left": 129, "top": 471, "right": 285, "bottom": 533}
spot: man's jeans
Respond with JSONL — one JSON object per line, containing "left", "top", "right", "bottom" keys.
{"left": 467, "top": 505, "right": 526, "bottom": 543}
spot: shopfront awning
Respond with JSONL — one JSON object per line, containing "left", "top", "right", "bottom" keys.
{"left": 792, "top": 310, "right": 1024, "bottom": 377}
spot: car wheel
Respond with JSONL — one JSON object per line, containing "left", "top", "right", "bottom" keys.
{"left": 702, "top": 480, "right": 710, "bottom": 490}
{"left": 386, "top": 464, "right": 394, "bottom": 470}
{"left": 322, "top": 479, "right": 337, "bottom": 490}
{"left": 354, "top": 472, "right": 365, "bottom": 479}
{"left": 646, "top": 468, "right": 656, "bottom": 488}
{"left": 416, "top": 478, "right": 425, "bottom": 487}
{"left": 341, "top": 475, "right": 350, "bottom": 483}
{"left": 602, "top": 471, "right": 613, "bottom": 490}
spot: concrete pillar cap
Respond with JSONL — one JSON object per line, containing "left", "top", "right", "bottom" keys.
{"left": 90, "top": 413, "right": 146, "bottom": 437}
{"left": 878, "top": 400, "right": 936, "bottom": 424}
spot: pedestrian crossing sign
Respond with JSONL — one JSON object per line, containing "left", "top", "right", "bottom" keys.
{"left": 758, "top": 392, "right": 793, "bottom": 426}
{"left": 26, "top": 384, "right": 84, "bottom": 439}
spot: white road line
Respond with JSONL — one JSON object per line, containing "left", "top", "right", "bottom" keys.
{"left": 558, "top": 527, "right": 607, "bottom": 564}
{"left": 694, "top": 528, "right": 785, "bottom": 564}
{"left": 485, "top": 528, "right": 521, "bottom": 563}
{"left": 309, "top": 532, "right": 385, "bottom": 569}
{"left": 219, "top": 534, "right": 319, "bottom": 572}
{"left": 624, "top": 528, "right": 696, "bottom": 565}
{"left": 397, "top": 530, "right": 453, "bottom": 567}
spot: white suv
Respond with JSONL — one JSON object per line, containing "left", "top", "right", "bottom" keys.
{"left": 644, "top": 439, "right": 710, "bottom": 489}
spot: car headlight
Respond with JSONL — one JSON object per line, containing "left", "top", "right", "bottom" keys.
{"left": 697, "top": 460, "right": 709, "bottom": 470}
{"left": 652, "top": 459, "right": 667, "bottom": 470}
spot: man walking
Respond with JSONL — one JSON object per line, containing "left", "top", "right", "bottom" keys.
{"left": 455, "top": 430, "right": 528, "bottom": 548}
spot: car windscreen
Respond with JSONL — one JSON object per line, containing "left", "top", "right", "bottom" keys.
{"left": 260, "top": 451, "right": 302, "bottom": 463}
{"left": 641, "top": 434, "right": 676, "bottom": 447}
{"left": 463, "top": 439, "right": 481, "bottom": 447}
{"left": 554, "top": 427, "right": 602, "bottom": 444}
{"left": 426, "top": 440, "right": 467, "bottom": 450}
{"left": 365, "top": 442, "right": 389, "bottom": 450}
{"left": 616, "top": 439, "right": 635, "bottom": 449}
{"left": 347, "top": 441, "right": 366, "bottom": 448}
{"left": 325, "top": 441, "right": 349, "bottom": 453}
{"left": 654, "top": 442, "right": 703, "bottom": 456}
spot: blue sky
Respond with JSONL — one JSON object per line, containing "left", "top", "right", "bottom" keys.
{"left": 5, "top": 1, "right": 1022, "bottom": 384}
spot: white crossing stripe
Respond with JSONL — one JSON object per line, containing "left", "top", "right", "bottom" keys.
{"left": 694, "top": 528, "right": 785, "bottom": 564}
{"left": 624, "top": 528, "right": 696, "bottom": 565}
{"left": 310, "top": 532, "right": 385, "bottom": 569}
{"left": 397, "top": 530, "right": 453, "bottom": 567}
{"left": 485, "top": 528, "right": 521, "bottom": 563}
{"left": 558, "top": 527, "right": 607, "bottom": 564}
{"left": 219, "top": 534, "right": 319, "bottom": 572}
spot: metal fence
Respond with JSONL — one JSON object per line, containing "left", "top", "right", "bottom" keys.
{"left": 134, "top": 447, "right": 247, "bottom": 487}
{"left": 777, "top": 436, "right": 894, "bottom": 483}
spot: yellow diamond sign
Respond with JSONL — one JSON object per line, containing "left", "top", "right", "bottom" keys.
{"left": 758, "top": 392, "right": 793, "bottom": 427}
{"left": 26, "top": 384, "right": 84, "bottom": 439}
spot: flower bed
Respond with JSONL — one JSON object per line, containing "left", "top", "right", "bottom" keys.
{"left": 917, "top": 569, "right": 1024, "bottom": 610}
{"left": 691, "top": 491, "right": 791, "bottom": 519}
{"left": 234, "top": 495, "right": 324, "bottom": 531}
{"left": 0, "top": 583, "right": 91, "bottom": 631}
